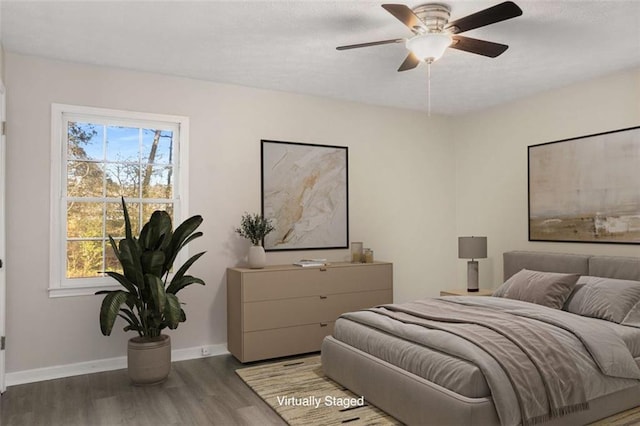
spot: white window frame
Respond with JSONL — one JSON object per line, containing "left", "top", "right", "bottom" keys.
{"left": 49, "top": 104, "right": 189, "bottom": 297}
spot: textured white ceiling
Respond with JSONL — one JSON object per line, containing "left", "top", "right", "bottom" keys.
{"left": 2, "top": 0, "right": 640, "bottom": 115}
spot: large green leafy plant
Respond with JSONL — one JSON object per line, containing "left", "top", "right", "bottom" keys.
{"left": 97, "top": 198, "right": 206, "bottom": 338}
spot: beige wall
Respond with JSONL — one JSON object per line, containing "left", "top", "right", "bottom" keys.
{"left": 453, "top": 68, "right": 640, "bottom": 289}
{"left": 4, "top": 53, "right": 456, "bottom": 373}
{"left": 5, "top": 50, "right": 639, "bottom": 377}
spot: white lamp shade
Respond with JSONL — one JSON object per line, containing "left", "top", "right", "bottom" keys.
{"left": 458, "top": 236, "right": 487, "bottom": 259}
{"left": 406, "top": 33, "right": 452, "bottom": 62}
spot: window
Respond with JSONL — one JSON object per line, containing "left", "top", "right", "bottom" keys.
{"left": 50, "top": 104, "right": 189, "bottom": 297}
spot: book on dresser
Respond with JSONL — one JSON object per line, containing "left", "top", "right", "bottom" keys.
{"left": 293, "top": 259, "right": 327, "bottom": 267}
{"left": 226, "top": 261, "right": 393, "bottom": 362}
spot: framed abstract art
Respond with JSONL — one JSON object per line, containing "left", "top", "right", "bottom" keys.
{"left": 528, "top": 126, "right": 640, "bottom": 244}
{"left": 261, "top": 140, "right": 349, "bottom": 251}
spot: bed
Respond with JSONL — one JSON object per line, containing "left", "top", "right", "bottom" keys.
{"left": 321, "top": 251, "right": 640, "bottom": 426}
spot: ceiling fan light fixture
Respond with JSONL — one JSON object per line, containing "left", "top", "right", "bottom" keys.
{"left": 406, "top": 33, "right": 452, "bottom": 62}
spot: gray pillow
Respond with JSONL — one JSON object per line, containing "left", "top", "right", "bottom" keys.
{"left": 564, "top": 276, "right": 640, "bottom": 324}
{"left": 493, "top": 269, "right": 579, "bottom": 309}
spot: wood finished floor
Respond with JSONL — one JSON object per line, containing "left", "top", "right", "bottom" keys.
{"left": 0, "top": 354, "right": 288, "bottom": 426}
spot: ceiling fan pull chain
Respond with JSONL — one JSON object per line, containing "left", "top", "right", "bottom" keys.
{"left": 427, "top": 61, "right": 432, "bottom": 117}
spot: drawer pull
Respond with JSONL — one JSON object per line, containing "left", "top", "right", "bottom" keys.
{"left": 320, "top": 323, "right": 328, "bottom": 327}
{"left": 319, "top": 295, "right": 327, "bottom": 300}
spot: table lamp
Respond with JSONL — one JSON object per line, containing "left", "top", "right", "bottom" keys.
{"left": 458, "top": 236, "right": 487, "bottom": 292}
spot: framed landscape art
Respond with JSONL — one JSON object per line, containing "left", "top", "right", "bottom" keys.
{"left": 261, "top": 140, "right": 349, "bottom": 251}
{"left": 528, "top": 126, "right": 640, "bottom": 244}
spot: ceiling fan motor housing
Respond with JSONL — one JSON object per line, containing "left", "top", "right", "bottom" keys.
{"left": 412, "top": 3, "right": 451, "bottom": 33}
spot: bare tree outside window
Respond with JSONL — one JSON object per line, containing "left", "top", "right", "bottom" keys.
{"left": 65, "top": 122, "right": 176, "bottom": 279}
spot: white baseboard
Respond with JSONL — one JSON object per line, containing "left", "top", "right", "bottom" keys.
{"left": 5, "top": 343, "right": 229, "bottom": 387}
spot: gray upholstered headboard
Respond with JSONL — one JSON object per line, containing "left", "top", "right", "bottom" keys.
{"left": 588, "top": 255, "right": 640, "bottom": 281}
{"left": 503, "top": 251, "right": 640, "bottom": 282}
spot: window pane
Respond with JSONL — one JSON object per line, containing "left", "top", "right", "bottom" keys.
{"left": 105, "top": 163, "right": 140, "bottom": 198}
{"left": 143, "top": 203, "right": 174, "bottom": 225}
{"left": 105, "top": 241, "right": 123, "bottom": 275}
{"left": 67, "top": 161, "right": 104, "bottom": 197}
{"left": 67, "top": 240, "right": 103, "bottom": 279}
{"left": 142, "top": 165, "right": 173, "bottom": 199}
{"left": 142, "top": 129, "right": 173, "bottom": 165}
{"left": 67, "top": 202, "right": 103, "bottom": 238}
{"left": 106, "top": 202, "right": 140, "bottom": 238}
{"left": 106, "top": 126, "right": 140, "bottom": 163}
{"left": 68, "top": 122, "right": 103, "bottom": 161}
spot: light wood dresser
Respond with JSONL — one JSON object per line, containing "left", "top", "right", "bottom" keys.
{"left": 227, "top": 261, "right": 393, "bottom": 362}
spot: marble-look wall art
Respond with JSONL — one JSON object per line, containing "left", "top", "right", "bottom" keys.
{"left": 528, "top": 126, "right": 640, "bottom": 244}
{"left": 261, "top": 140, "right": 348, "bottom": 251}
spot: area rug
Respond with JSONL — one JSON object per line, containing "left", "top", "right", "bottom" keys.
{"left": 236, "top": 355, "right": 400, "bottom": 425}
{"left": 237, "top": 355, "right": 640, "bottom": 426}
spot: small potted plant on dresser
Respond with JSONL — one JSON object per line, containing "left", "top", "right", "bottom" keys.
{"left": 235, "top": 212, "right": 275, "bottom": 269}
{"left": 96, "top": 197, "right": 206, "bottom": 385}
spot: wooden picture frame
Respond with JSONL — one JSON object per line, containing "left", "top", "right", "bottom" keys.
{"left": 528, "top": 126, "right": 640, "bottom": 244}
{"left": 261, "top": 140, "right": 349, "bottom": 251}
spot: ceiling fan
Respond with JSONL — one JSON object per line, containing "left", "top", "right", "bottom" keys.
{"left": 336, "top": 1, "right": 523, "bottom": 71}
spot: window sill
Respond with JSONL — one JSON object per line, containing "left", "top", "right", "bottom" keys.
{"left": 48, "top": 282, "right": 122, "bottom": 298}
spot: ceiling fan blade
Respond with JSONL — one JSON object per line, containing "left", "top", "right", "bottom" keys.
{"left": 450, "top": 35, "right": 509, "bottom": 58}
{"left": 336, "top": 38, "right": 404, "bottom": 51}
{"left": 382, "top": 4, "right": 426, "bottom": 33}
{"left": 445, "top": 1, "right": 523, "bottom": 34}
{"left": 397, "top": 52, "right": 420, "bottom": 72}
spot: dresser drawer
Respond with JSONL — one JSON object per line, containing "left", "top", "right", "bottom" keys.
{"left": 242, "top": 263, "right": 392, "bottom": 302}
{"left": 242, "top": 322, "right": 335, "bottom": 362}
{"left": 243, "top": 289, "right": 392, "bottom": 332}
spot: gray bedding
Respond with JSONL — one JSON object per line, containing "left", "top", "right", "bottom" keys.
{"left": 585, "top": 312, "right": 640, "bottom": 357}
{"left": 335, "top": 296, "right": 640, "bottom": 426}
{"left": 334, "top": 315, "right": 492, "bottom": 397}
{"left": 333, "top": 314, "right": 640, "bottom": 396}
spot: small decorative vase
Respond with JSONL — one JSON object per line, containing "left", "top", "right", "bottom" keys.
{"left": 248, "top": 244, "right": 266, "bottom": 269}
{"left": 127, "top": 334, "right": 171, "bottom": 385}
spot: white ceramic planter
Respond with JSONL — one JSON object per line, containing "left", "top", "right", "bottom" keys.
{"left": 248, "top": 245, "right": 266, "bottom": 269}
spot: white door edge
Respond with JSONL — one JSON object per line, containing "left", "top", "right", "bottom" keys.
{"left": 0, "top": 79, "right": 6, "bottom": 393}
